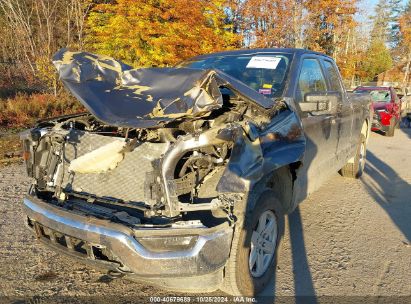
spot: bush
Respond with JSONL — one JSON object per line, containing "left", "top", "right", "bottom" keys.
{"left": 0, "top": 92, "right": 85, "bottom": 128}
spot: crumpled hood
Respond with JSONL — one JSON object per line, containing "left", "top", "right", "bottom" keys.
{"left": 53, "top": 49, "right": 275, "bottom": 128}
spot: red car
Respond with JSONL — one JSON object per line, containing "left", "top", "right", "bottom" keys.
{"left": 353, "top": 86, "right": 401, "bottom": 136}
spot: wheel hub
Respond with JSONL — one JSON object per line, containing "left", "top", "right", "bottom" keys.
{"left": 249, "top": 210, "right": 278, "bottom": 278}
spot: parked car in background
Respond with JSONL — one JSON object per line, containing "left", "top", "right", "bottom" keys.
{"left": 21, "top": 48, "right": 372, "bottom": 296}
{"left": 353, "top": 86, "right": 401, "bottom": 136}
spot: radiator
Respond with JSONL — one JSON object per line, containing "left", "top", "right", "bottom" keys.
{"left": 57, "top": 130, "right": 168, "bottom": 203}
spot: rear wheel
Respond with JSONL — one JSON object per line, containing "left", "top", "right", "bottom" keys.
{"left": 340, "top": 134, "right": 366, "bottom": 178}
{"left": 221, "top": 190, "right": 284, "bottom": 296}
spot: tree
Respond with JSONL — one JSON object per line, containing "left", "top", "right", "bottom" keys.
{"left": 336, "top": 27, "right": 369, "bottom": 87}
{"left": 399, "top": 1, "right": 411, "bottom": 86}
{"left": 388, "top": 0, "right": 403, "bottom": 49}
{"left": 85, "top": 0, "right": 239, "bottom": 67}
{"left": 361, "top": 40, "right": 393, "bottom": 81}
{"left": 0, "top": 0, "right": 92, "bottom": 90}
{"left": 370, "top": 0, "right": 391, "bottom": 43}
{"left": 360, "top": 0, "right": 395, "bottom": 82}
{"left": 236, "top": 0, "right": 296, "bottom": 48}
{"left": 303, "top": 0, "right": 357, "bottom": 59}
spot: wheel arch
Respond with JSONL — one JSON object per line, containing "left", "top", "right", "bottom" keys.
{"left": 248, "top": 163, "right": 300, "bottom": 216}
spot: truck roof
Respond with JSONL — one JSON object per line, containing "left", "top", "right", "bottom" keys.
{"left": 188, "top": 48, "right": 333, "bottom": 61}
{"left": 354, "top": 86, "right": 391, "bottom": 91}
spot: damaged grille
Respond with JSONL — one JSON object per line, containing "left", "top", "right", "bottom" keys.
{"left": 27, "top": 217, "right": 122, "bottom": 266}
{"left": 57, "top": 130, "right": 167, "bottom": 203}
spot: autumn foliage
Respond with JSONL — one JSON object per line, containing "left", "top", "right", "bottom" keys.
{"left": 86, "top": 0, "right": 240, "bottom": 67}
{"left": 1, "top": 0, "right": 411, "bottom": 114}
{"left": 0, "top": 93, "right": 83, "bottom": 128}
{"left": 399, "top": 8, "right": 411, "bottom": 53}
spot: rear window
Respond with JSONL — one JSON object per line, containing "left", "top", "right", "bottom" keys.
{"left": 323, "top": 60, "right": 342, "bottom": 92}
{"left": 354, "top": 89, "right": 391, "bottom": 102}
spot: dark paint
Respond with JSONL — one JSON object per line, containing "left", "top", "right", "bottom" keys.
{"left": 52, "top": 48, "right": 371, "bottom": 210}
{"left": 217, "top": 110, "right": 306, "bottom": 193}
{"left": 53, "top": 49, "right": 276, "bottom": 128}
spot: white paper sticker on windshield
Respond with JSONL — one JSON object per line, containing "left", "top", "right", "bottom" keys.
{"left": 246, "top": 56, "right": 281, "bottom": 69}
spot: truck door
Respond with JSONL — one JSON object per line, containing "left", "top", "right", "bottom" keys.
{"left": 294, "top": 57, "right": 339, "bottom": 198}
{"left": 322, "top": 59, "right": 353, "bottom": 167}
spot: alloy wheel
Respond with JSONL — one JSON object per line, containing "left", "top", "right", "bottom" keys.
{"left": 249, "top": 210, "right": 278, "bottom": 278}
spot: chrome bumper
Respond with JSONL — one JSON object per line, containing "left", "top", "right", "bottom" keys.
{"left": 23, "top": 195, "right": 233, "bottom": 279}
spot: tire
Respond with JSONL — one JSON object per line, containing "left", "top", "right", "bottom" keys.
{"left": 340, "top": 134, "right": 366, "bottom": 178}
{"left": 386, "top": 118, "right": 395, "bottom": 137}
{"left": 221, "top": 189, "right": 285, "bottom": 296}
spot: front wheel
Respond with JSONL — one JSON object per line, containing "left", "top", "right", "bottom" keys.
{"left": 340, "top": 134, "right": 366, "bottom": 178}
{"left": 221, "top": 190, "right": 284, "bottom": 296}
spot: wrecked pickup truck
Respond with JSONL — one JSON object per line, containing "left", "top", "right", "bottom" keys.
{"left": 21, "top": 48, "right": 372, "bottom": 296}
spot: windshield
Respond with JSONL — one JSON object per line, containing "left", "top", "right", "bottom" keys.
{"left": 354, "top": 89, "right": 391, "bottom": 102}
{"left": 180, "top": 53, "right": 293, "bottom": 98}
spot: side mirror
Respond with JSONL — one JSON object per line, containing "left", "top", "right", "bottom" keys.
{"left": 300, "top": 92, "right": 339, "bottom": 115}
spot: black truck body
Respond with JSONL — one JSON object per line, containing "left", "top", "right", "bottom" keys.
{"left": 21, "top": 48, "right": 372, "bottom": 295}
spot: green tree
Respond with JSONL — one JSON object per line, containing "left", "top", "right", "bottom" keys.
{"left": 361, "top": 40, "right": 393, "bottom": 81}
{"left": 370, "top": 0, "right": 391, "bottom": 43}
{"left": 388, "top": 0, "right": 404, "bottom": 49}
{"left": 362, "top": 0, "right": 394, "bottom": 82}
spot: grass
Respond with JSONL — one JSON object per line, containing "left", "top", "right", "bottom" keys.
{"left": 0, "top": 92, "right": 84, "bottom": 165}
{"left": 0, "top": 92, "right": 84, "bottom": 128}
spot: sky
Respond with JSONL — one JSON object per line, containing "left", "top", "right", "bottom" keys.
{"left": 357, "top": 0, "right": 409, "bottom": 33}
{"left": 359, "top": 0, "right": 409, "bottom": 21}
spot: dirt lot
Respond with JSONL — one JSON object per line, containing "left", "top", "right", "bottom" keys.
{"left": 0, "top": 129, "right": 410, "bottom": 303}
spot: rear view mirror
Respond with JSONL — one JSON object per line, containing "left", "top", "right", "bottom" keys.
{"left": 300, "top": 92, "right": 339, "bottom": 115}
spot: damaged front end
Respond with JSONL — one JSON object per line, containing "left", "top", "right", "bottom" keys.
{"left": 21, "top": 49, "right": 305, "bottom": 286}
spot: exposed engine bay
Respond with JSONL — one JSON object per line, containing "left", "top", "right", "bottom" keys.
{"left": 21, "top": 49, "right": 306, "bottom": 229}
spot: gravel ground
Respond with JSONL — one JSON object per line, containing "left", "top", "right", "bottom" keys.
{"left": 0, "top": 129, "right": 410, "bottom": 303}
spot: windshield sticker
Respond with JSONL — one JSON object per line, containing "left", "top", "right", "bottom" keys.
{"left": 263, "top": 84, "right": 273, "bottom": 89}
{"left": 246, "top": 56, "right": 281, "bottom": 69}
{"left": 258, "top": 88, "right": 272, "bottom": 95}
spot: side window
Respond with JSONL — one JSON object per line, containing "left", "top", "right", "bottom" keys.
{"left": 324, "top": 60, "right": 343, "bottom": 93}
{"left": 296, "top": 58, "right": 327, "bottom": 102}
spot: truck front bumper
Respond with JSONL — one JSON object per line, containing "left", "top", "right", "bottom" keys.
{"left": 23, "top": 195, "right": 233, "bottom": 291}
